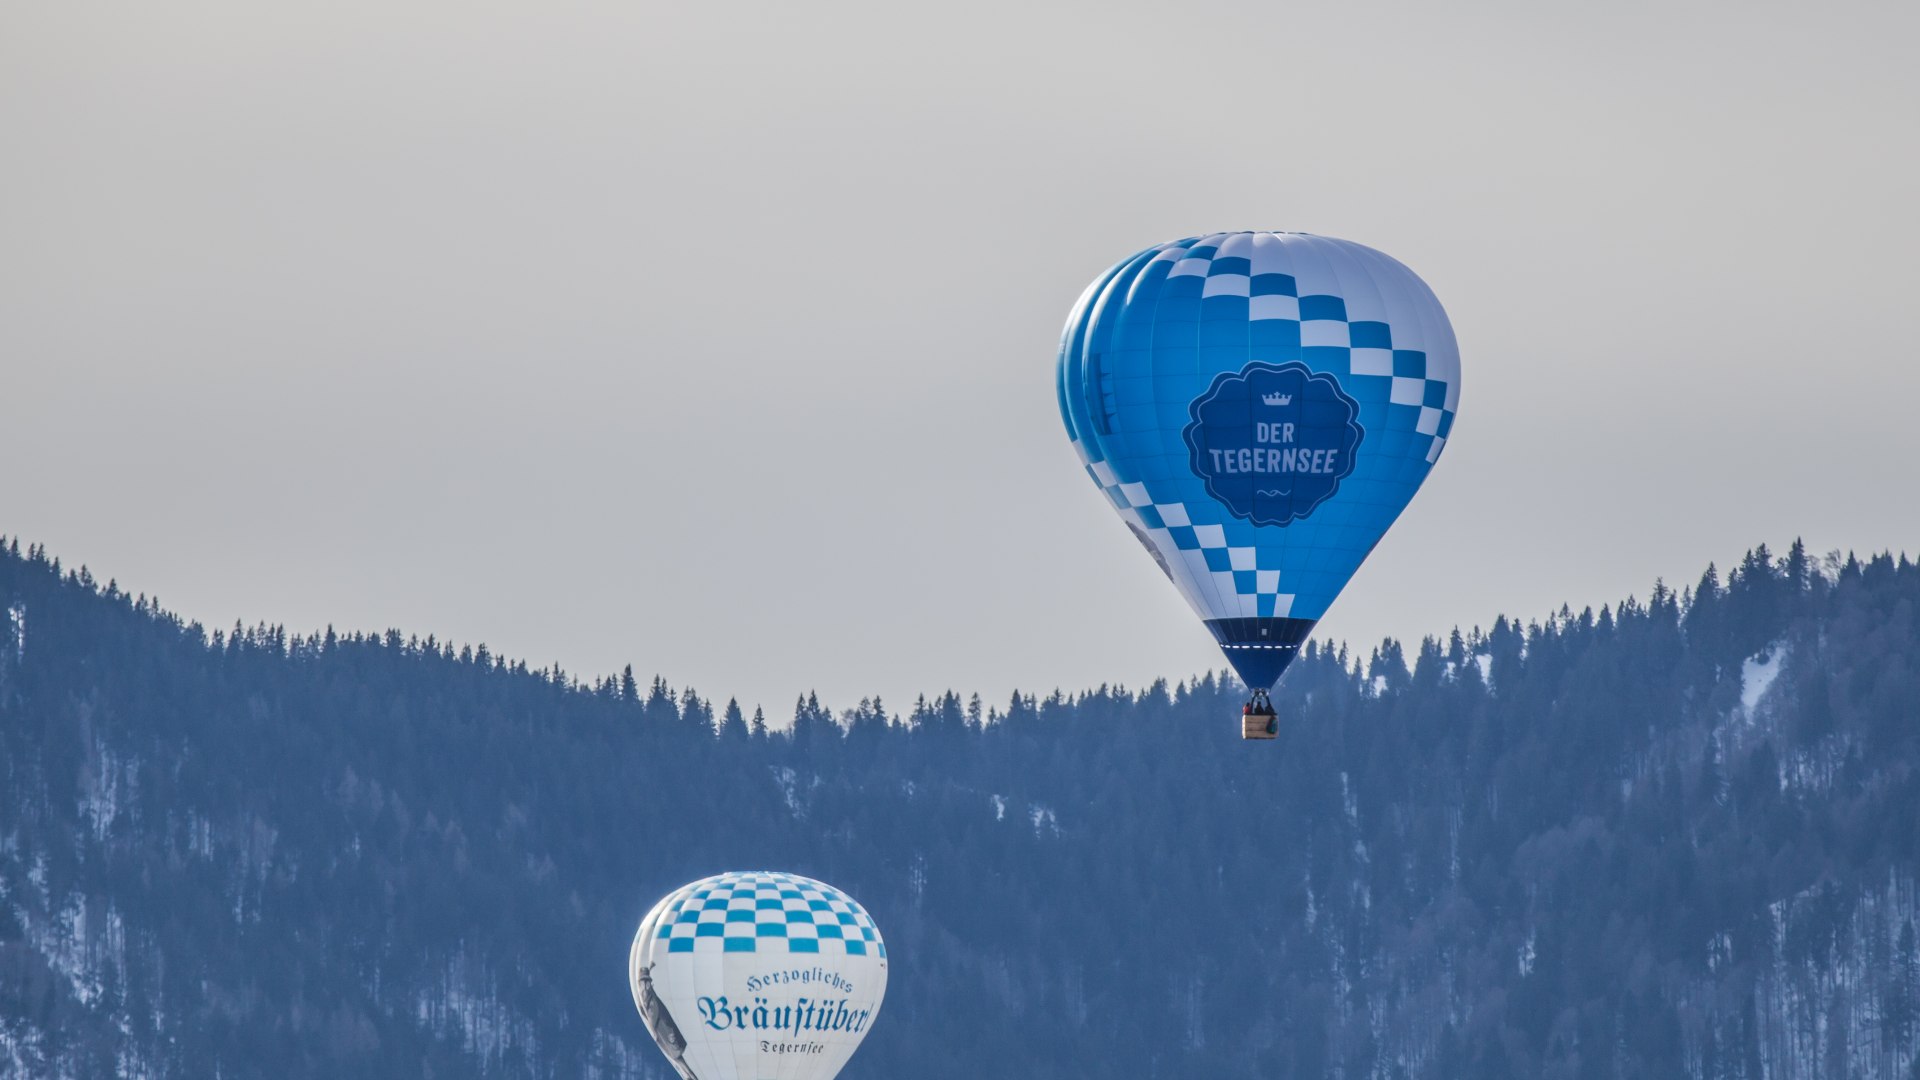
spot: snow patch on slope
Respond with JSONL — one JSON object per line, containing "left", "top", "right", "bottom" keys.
{"left": 1741, "top": 646, "right": 1787, "bottom": 715}
{"left": 26, "top": 894, "right": 128, "bottom": 1009}
{"left": 1030, "top": 804, "right": 1058, "bottom": 836}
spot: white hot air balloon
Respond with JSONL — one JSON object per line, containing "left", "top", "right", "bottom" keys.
{"left": 630, "top": 871, "right": 888, "bottom": 1080}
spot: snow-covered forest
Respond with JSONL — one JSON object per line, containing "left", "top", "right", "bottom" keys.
{"left": 2, "top": 537, "right": 1918, "bottom": 1078}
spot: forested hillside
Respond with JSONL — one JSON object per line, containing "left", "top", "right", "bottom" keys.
{"left": 2, "top": 537, "right": 1918, "bottom": 1079}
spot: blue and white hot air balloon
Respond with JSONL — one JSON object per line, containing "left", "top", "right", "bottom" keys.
{"left": 631, "top": 871, "right": 887, "bottom": 1080}
{"left": 1058, "top": 232, "right": 1459, "bottom": 735}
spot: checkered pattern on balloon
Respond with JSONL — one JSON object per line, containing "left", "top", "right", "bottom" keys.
{"left": 651, "top": 871, "right": 886, "bottom": 958}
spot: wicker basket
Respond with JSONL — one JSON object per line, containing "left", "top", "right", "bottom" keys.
{"left": 1241, "top": 712, "right": 1278, "bottom": 740}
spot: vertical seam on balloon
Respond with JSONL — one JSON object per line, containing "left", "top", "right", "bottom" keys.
{"left": 1057, "top": 276, "right": 1105, "bottom": 452}
{"left": 1268, "top": 234, "right": 1308, "bottom": 596}
{"left": 1061, "top": 255, "right": 1133, "bottom": 455}
{"left": 1223, "top": 233, "right": 1258, "bottom": 592}
{"left": 1070, "top": 251, "right": 1144, "bottom": 452}
{"left": 1339, "top": 240, "right": 1404, "bottom": 606}
{"left": 1153, "top": 239, "right": 1232, "bottom": 620}
{"left": 1119, "top": 243, "right": 1181, "bottom": 525}
{"left": 1306, "top": 234, "right": 1360, "bottom": 619}
{"left": 1119, "top": 238, "right": 1220, "bottom": 620}
{"left": 1082, "top": 246, "right": 1162, "bottom": 462}
{"left": 1366, "top": 242, "right": 1455, "bottom": 466}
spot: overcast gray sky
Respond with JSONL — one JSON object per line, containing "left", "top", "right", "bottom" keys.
{"left": 4, "top": 0, "right": 1916, "bottom": 718}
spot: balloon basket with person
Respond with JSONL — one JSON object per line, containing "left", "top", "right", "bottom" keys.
{"left": 1241, "top": 688, "right": 1278, "bottom": 740}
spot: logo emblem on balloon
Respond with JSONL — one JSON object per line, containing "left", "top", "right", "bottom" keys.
{"left": 1184, "top": 361, "right": 1363, "bottom": 526}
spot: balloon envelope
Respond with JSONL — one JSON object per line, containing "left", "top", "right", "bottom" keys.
{"left": 631, "top": 871, "right": 887, "bottom": 1080}
{"left": 1058, "top": 232, "right": 1460, "bottom": 690}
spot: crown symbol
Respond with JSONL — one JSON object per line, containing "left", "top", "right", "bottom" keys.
{"left": 1261, "top": 392, "right": 1292, "bottom": 406}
